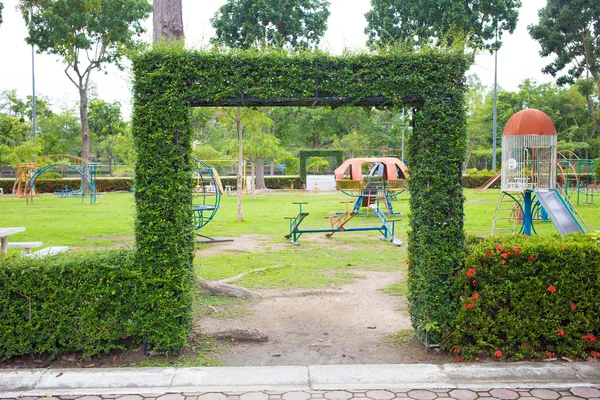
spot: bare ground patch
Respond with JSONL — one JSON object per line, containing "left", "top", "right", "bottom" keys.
{"left": 197, "top": 270, "right": 451, "bottom": 365}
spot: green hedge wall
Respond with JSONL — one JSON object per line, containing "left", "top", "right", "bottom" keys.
{"left": 299, "top": 150, "right": 344, "bottom": 183}
{"left": 132, "top": 47, "right": 469, "bottom": 350}
{"left": 0, "top": 251, "right": 140, "bottom": 359}
{"left": 0, "top": 178, "right": 135, "bottom": 194}
{"left": 446, "top": 235, "right": 600, "bottom": 360}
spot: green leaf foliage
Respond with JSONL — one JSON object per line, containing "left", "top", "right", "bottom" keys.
{"left": 0, "top": 251, "right": 141, "bottom": 359}
{"left": 447, "top": 235, "right": 600, "bottom": 360}
{"left": 211, "top": 0, "right": 330, "bottom": 49}
{"left": 528, "top": 0, "right": 600, "bottom": 87}
{"left": 365, "top": 0, "right": 521, "bottom": 51}
{"left": 132, "top": 47, "right": 469, "bottom": 349}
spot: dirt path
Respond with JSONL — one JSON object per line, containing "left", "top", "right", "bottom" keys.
{"left": 197, "top": 270, "right": 451, "bottom": 365}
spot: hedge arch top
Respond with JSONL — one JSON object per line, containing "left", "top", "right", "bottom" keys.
{"left": 132, "top": 48, "right": 469, "bottom": 350}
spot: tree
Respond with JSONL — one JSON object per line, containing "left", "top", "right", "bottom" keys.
{"left": 88, "top": 99, "right": 127, "bottom": 176}
{"left": 153, "top": 0, "right": 183, "bottom": 43}
{"left": 364, "top": 0, "right": 521, "bottom": 51}
{"left": 211, "top": 0, "right": 330, "bottom": 49}
{"left": 529, "top": 0, "right": 600, "bottom": 135}
{"left": 19, "top": 0, "right": 152, "bottom": 161}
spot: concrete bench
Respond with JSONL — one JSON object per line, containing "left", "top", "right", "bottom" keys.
{"left": 7, "top": 241, "right": 43, "bottom": 255}
{"left": 28, "top": 246, "right": 69, "bottom": 258}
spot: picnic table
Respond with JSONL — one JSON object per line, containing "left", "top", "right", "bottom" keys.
{"left": 0, "top": 227, "right": 26, "bottom": 256}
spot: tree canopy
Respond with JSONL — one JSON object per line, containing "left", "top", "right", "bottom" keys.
{"left": 364, "top": 0, "right": 521, "bottom": 51}
{"left": 529, "top": 1, "right": 600, "bottom": 138}
{"left": 211, "top": 0, "right": 330, "bottom": 49}
{"left": 19, "top": 0, "right": 151, "bottom": 161}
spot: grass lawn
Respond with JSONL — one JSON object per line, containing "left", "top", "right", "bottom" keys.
{"left": 1, "top": 188, "right": 599, "bottom": 291}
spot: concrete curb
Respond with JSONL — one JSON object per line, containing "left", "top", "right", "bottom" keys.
{"left": 1, "top": 363, "right": 599, "bottom": 398}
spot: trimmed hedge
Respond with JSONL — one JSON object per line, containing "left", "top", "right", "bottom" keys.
{"left": 0, "top": 251, "right": 141, "bottom": 359}
{"left": 445, "top": 235, "right": 600, "bottom": 360}
{"left": 0, "top": 178, "right": 135, "bottom": 194}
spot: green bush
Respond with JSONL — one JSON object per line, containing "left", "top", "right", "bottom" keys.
{"left": 445, "top": 234, "right": 600, "bottom": 360}
{"left": 0, "top": 251, "right": 142, "bottom": 359}
{"left": 0, "top": 178, "right": 135, "bottom": 194}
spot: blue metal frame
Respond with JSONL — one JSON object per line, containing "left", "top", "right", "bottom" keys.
{"left": 284, "top": 201, "right": 402, "bottom": 246}
{"left": 26, "top": 163, "right": 98, "bottom": 204}
{"left": 191, "top": 158, "right": 221, "bottom": 234}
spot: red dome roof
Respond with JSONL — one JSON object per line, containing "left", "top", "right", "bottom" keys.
{"left": 503, "top": 109, "right": 556, "bottom": 136}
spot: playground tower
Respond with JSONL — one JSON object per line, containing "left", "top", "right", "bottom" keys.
{"left": 495, "top": 109, "right": 586, "bottom": 236}
{"left": 501, "top": 109, "right": 557, "bottom": 193}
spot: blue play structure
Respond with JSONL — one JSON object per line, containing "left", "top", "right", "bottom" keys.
{"left": 492, "top": 109, "right": 588, "bottom": 236}
{"left": 191, "top": 158, "right": 231, "bottom": 242}
{"left": 26, "top": 162, "right": 100, "bottom": 204}
{"left": 284, "top": 201, "right": 402, "bottom": 246}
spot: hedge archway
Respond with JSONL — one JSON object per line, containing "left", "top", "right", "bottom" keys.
{"left": 132, "top": 48, "right": 469, "bottom": 350}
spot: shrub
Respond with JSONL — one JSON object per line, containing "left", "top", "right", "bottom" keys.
{"left": 0, "top": 251, "right": 143, "bottom": 359}
{"left": 445, "top": 234, "right": 600, "bottom": 360}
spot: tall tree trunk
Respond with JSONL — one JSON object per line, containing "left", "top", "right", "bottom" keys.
{"left": 255, "top": 158, "right": 266, "bottom": 189}
{"left": 153, "top": 0, "right": 184, "bottom": 43}
{"left": 251, "top": 160, "right": 257, "bottom": 200}
{"left": 108, "top": 155, "right": 113, "bottom": 177}
{"left": 236, "top": 107, "right": 243, "bottom": 222}
{"left": 79, "top": 87, "right": 90, "bottom": 161}
{"left": 270, "top": 160, "right": 275, "bottom": 176}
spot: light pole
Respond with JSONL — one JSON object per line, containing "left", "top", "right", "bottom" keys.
{"left": 491, "top": 30, "right": 499, "bottom": 172}
{"left": 30, "top": 9, "right": 37, "bottom": 145}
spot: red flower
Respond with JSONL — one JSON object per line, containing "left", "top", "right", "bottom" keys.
{"left": 471, "top": 293, "right": 480, "bottom": 300}
{"left": 451, "top": 345, "right": 460, "bottom": 354}
{"left": 591, "top": 351, "right": 600, "bottom": 358}
{"left": 558, "top": 329, "right": 565, "bottom": 337}
{"left": 472, "top": 279, "right": 478, "bottom": 285}
{"left": 570, "top": 302, "right": 576, "bottom": 311}
{"left": 528, "top": 255, "right": 536, "bottom": 262}
{"left": 500, "top": 260, "right": 506, "bottom": 265}
{"left": 547, "top": 285, "right": 556, "bottom": 293}
{"left": 466, "top": 268, "right": 476, "bottom": 277}
{"left": 495, "top": 245, "right": 504, "bottom": 251}
{"left": 485, "top": 251, "right": 494, "bottom": 259}
{"left": 500, "top": 252, "right": 509, "bottom": 259}
{"left": 464, "top": 303, "right": 474, "bottom": 309}
{"left": 494, "top": 350, "right": 503, "bottom": 358}
{"left": 546, "top": 351, "right": 555, "bottom": 358}
{"left": 513, "top": 246, "right": 522, "bottom": 254}
{"left": 582, "top": 334, "right": 597, "bottom": 344}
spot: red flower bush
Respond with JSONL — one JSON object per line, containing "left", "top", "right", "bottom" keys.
{"left": 471, "top": 293, "right": 480, "bottom": 300}
{"left": 513, "top": 246, "right": 522, "bottom": 254}
{"left": 495, "top": 245, "right": 504, "bottom": 251}
{"left": 466, "top": 268, "right": 476, "bottom": 277}
{"left": 547, "top": 285, "right": 556, "bottom": 293}
{"left": 591, "top": 351, "right": 600, "bottom": 358}
{"left": 464, "top": 303, "right": 474, "bottom": 309}
{"left": 582, "top": 333, "right": 597, "bottom": 344}
{"left": 494, "top": 350, "right": 503, "bottom": 358}
{"left": 558, "top": 329, "right": 565, "bottom": 337}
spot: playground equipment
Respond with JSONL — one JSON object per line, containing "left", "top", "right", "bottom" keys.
{"left": 284, "top": 201, "right": 403, "bottom": 246}
{"left": 492, "top": 109, "right": 588, "bottom": 236}
{"left": 192, "top": 158, "right": 232, "bottom": 242}
{"left": 13, "top": 155, "right": 100, "bottom": 204}
{"left": 334, "top": 157, "right": 409, "bottom": 216}
{"left": 556, "top": 151, "right": 597, "bottom": 205}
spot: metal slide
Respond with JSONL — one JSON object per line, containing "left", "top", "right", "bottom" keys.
{"left": 534, "top": 188, "right": 585, "bottom": 235}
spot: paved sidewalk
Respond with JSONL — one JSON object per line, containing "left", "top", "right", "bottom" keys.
{"left": 1, "top": 363, "right": 599, "bottom": 399}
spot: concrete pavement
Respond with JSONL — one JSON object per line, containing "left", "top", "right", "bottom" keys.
{"left": 1, "top": 363, "right": 599, "bottom": 399}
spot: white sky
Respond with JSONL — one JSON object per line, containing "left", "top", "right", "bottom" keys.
{"left": 0, "top": 0, "right": 553, "bottom": 119}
